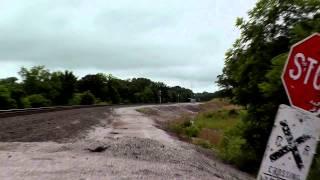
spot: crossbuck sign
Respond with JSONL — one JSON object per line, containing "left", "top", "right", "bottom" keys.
{"left": 257, "top": 105, "right": 320, "bottom": 180}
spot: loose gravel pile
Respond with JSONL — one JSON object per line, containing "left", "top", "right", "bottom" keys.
{"left": 84, "top": 137, "right": 253, "bottom": 180}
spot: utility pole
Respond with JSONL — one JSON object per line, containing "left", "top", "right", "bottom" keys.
{"left": 158, "top": 90, "right": 162, "bottom": 104}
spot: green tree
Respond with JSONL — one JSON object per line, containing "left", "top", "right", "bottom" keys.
{"left": 168, "top": 86, "right": 193, "bottom": 102}
{"left": 128, "top": 78, "right": 154, "bottom": 103}
{"left": 2, "top": 66, "right": 197, "bottom": 108}
{"left": 108, "top": 85, "right": 120, "bottom": 104}
{"left": 0, "top": 85, "right": 17, "bottom": 109}
{"left": 0, "top": 77, "right": 19, "bottom": 86}
{"left": 25, "top": 94, "right": 51, "bottom": 108}
{"left": 0, "top": 77, "right": 25, "bottom": 108}
{"left": 155, "top": 82, "right": 169, "bottom": 103}
{"left": 112, "top": 78, "right": 130, "bottom": 103}
{"left": 80, "top": 91, "right": 96, "bottom": 105}
{"left": 217, "top": 0, "right": 320, "bottom": 173}
{"left": 105, "top": 74, "right": 121, "bottom": 104}
{"left": 18, "top": 67, "right": 77, "bottom": 106}
{"left": 19, "top": 66, "right": 51, "bottom": 95}
{"left": 59, "top": 71, "right": 77, "bottom": 104}
{"left": 77, "top": 74, "right": 108, "bottom": 101}
{"left": 49, "top": 71, "right": 77, "bottom": 105}
{"left": 141, "top": 86, "right": 154, "bottom": 103}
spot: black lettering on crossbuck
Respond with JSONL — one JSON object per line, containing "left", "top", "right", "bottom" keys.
{"left": 269, "top": 120, "right": 311, "bottom": 170}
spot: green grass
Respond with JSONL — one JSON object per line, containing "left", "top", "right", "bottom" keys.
{"left": 193, "top": 110, "right": 242, "bottom": 131}
{"left": 166, "top": 105, "right": 243, "bottom": 149}
{"left": 163, "top": 100, "right": 320, "bottom": 179}
{"left": 136, "top": 107, "right": 158, "bottom": 115}
{"left": 137, "top": 99, "right": 244, "bottom": 154}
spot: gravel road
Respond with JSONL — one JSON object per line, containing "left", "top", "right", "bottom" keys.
{"left": 0, "top": 104, "right": 254, "bottom": 180}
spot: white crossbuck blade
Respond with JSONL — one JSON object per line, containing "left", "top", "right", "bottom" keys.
{"left": 257, "top": 104, "right": 320, "bottom": 180}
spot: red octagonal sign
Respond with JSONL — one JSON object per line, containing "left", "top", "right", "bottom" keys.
{"left": 282, "top": 33, "right": 320, "bottom": 112}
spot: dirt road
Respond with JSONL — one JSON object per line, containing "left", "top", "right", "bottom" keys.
{"left": 0, "top": 104, "right": 254, "bottom": 180}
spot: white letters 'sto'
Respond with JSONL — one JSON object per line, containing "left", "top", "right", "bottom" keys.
{"left": 289, "top": 53, "right": 320, "bottom": 90}
{"left": 289, "top": 53, "right": 304, "bottom": 80}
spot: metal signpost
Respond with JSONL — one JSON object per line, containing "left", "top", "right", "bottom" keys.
{"left": 257, "top": 33, "right": 320, "bottom": 180}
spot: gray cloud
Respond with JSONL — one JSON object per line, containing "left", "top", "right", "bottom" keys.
{"left": 0, "top": 0, "right": 256, "bottom": 92}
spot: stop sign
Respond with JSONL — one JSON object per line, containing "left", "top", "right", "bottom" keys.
{"left": 282, "top": 33, "right": 320, "bottom": 112}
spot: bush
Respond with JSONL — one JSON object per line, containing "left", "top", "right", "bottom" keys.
{"left": 228, "top": 109, "right": 239, "bottom": 116}
{"left": 26, "top": 94, "right": 51, "bottom": 108}
{"left": 219, "top": 119, "right": 260, "bottom": 172}
{"left": 0, "top": 95, "right": 16, "bottom": 109}
{"left": 185, "top": 125, "right": 199, "bottom": 137}
{"left": 21, "top": 97, "right": 31, "bottom": 108}
{"left": 220, "top": 135, "right": 246, "bottom": 162}
{"left": 168, "top": 123, "right": 184, "bottom": 135}
{"left": 0, "top": 85, "right": 17, "bottom": 109}
{"left": 80, "top": 91, "right": 96, "bottom": 105}
{"left": 182, "top": 120, "right": 192, "bottom": 127}
{"left": 68, "top": 93, "right": 82, "bottom": 105}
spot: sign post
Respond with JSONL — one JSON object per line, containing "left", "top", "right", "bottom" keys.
{"left": 257, "top": 33, "right": 320, "bottom": 180}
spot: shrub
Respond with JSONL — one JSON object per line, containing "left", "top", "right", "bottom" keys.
{"left": 228, "top": 109, "right": 239, "bottom": 116}
{"left": 220, "top": 135, "right": 246, "bottom": 162}
{"left": 26, "top": 94, "right": 51, "bottom": 108}
{"left": 80, "top": 91, "right": 96, "bottom": 105}
{"left": 219, "top": 119, "right": 259, "bottom": 172}
{"left": 0, "top": 95, "right": 16, "bottom": 109}
{"left": 0, "top": 85, "right": 17, "bottom": 109}
{"left": 68, "top": 93, "right": 82, "bottom": 105}
{"left": 185, "top": 125, "right": 199, "bottom": 137}
{"left": 21, "top": 97, "right": 31, "bottom": 108}
{"left": 182, "top": 120, "right": 192, "bottom": 127}
{"left": 168, "top": 123, "right": 184, "bottom": 135}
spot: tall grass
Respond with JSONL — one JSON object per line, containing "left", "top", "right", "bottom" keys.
{"left": 166, "top": 101, "right": 243, "bottom": 150}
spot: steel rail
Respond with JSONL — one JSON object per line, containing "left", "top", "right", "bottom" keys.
{"left": 0, "top": 104, "right": 114, "bottom": 118}
{"left": 0, "top": 103, "right": 186, "bottom": 118}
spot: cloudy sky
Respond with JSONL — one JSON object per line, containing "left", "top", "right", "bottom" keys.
{"left": 0, "top": 0, "right": 256, "bottom": 92}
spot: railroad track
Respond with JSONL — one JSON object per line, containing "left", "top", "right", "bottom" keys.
{"left": 0, "top": 103, "right": 184, "bottom": 118}
{"left": 0, "top": 104, "right": 114, "bottom": 118}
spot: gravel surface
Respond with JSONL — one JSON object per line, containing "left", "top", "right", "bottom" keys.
{"left": 0, "top": 104, "right": 254, "bottom": 180}
{"left": 0, "top": 107, "right": 110, "bottom": 142}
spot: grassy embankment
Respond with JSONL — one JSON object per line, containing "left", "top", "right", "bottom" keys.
{"left": 136, "top": 99, "right": 244, "bottom": 156}
{"left": 137, "top": 99, "right": 254, "bottom": 172}
{"left": 137, "top": 99, "right": 320, "bottom": 179}
{"left": 165, "top": 99, "right": 244, "bottom": 153}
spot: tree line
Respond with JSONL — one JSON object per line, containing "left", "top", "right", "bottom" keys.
{"left": 0, "top": 66, "right": 202, "bottom": 110}
{"left": 216, "top": 0, "right": 320, "bottom": 178}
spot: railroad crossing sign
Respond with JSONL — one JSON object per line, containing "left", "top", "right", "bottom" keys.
{"left": 257, "top": 105, "right": 320, "bottom": 180}
{"left": 282, "top": 33, "right": 320, "bottom": 113}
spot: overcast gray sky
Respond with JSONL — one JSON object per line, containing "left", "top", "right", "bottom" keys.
{"left": 0, "top": 0, "right": 256, "bottom": 92}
